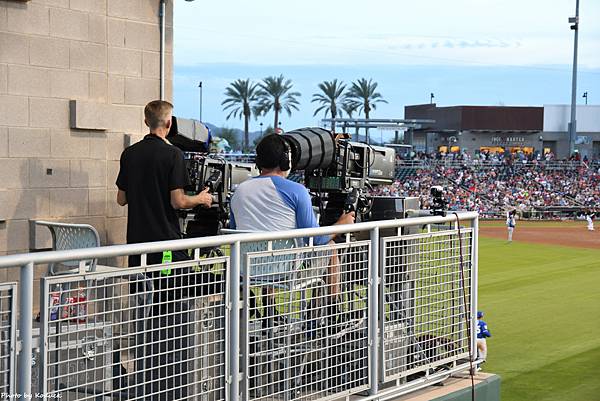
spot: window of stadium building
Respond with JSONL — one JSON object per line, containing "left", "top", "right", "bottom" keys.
{"left": 438, "top": 145, "right": 461, "bottom": 153}
{"left": 509, "top": 146, "right": 534, "bottom": 154}
{"left": 479, "top": 146, "right": 505, "bottom": 154}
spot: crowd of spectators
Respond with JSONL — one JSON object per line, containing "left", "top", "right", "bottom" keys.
{"left": 447, "top": 165, "right": 600, "bottom": 208}
{"left": 399, "top": 148, "right": 598, "bottom": 165}
{"left": 370, "top": 169, "right": 489, "bottom": 212}
{"left": 372, "top": 160, "right": 600, "bottom": 218}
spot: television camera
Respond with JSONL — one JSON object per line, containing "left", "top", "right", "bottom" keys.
{"left": 183, "top": 127, "right": 446, "bottom": 237}
{"left": 281, "top": 128, "right": 396, "bottom": 225}
{"left": 429, "top": 186, "right": 448, "bottom": 217}
{"left": 183, "top": 153, "right": 258, "bottom": 237}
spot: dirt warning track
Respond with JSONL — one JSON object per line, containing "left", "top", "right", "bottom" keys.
{"left": 480, "top": 224, "right": 599, "bottom": 249}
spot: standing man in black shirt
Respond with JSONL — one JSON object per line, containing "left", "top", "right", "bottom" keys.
{"left": 116, "top": 100, "right": 217, "bottom": 400}
{"left": 116, "top": 100, "right": 212, "bottom": 267}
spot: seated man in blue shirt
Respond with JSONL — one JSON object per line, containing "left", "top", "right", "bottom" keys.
{"left": 230, "top": 134, "right": 355, "bottom": 323}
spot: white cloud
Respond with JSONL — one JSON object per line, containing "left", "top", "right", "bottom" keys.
{"left": 174, "top": 0, "right": 600, "bottom": 68}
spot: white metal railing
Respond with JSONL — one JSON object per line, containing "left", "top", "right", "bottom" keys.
{"left": 219, "top": 153, "right": 256, "bottom": 163}
{"left": 381, "top": 229, "right": 473, "bottom": 382}
{"left": 394, "top": 160, "right": 430, "bottom": 169}
{"left": 0, "top": 282, "right": 17, "bottom": 396}
{"left": 396, "top": 159, "right": 588, "bottom": 170}
{"left": 39, "top": 259, "right": 227, "bottom": 400}
{"left": 0, "top": 213, "right": 479, "bottom": 400}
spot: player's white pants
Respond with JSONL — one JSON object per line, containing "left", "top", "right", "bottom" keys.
{"left": 477, "top": 338, "right": 488, "bottom": 361}
{"left": 507, "top": 227, "right": 514, "bottom": 241}
{"left": 587, "top": 218, "right": 594, "bottom": 231}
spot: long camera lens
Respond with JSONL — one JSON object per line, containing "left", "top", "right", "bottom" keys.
{"left": 282, "top": 127, "right": 336, "bottom": 171}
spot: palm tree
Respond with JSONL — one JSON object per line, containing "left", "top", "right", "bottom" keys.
{"left": 340, "top": 100, "right": 360, "bottom": 140}
{"left": 256, "top": 75, "right": 301, "bottom": 130}
{"left": 311, "top": 79, "right": 346, "bottom": 132}
{"left": 346, "top": 78, "right": 387, "bottom": 143}
{"left": 221, "top": 79, "right": 259, "bottom": 151}
{"left": 341, "top": 100, "right": 359, "bottom": 118}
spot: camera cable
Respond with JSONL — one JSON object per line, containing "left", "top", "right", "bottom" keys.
{"left": 453, "top": 212, "right": 476, "bottom": 401}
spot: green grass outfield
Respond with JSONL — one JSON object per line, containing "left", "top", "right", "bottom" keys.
{"left": 478, "top": 236, "right": 600, "bottom": 401}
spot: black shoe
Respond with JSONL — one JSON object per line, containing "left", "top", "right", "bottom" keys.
{"left": 325, "top": 297, "right": 345, "bottom": 336}
{"left": 249, "top": 289, "right": 261, "bottom": 319}
{"left": 261, "top": 305, "right": 287, "bottom": 331}
{"left": 326, "top": 297, "right": 341, "bottom": 322}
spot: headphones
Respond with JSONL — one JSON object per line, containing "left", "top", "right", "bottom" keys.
{"left": 256, "top": 135, "right": 291, "bottom": 171}
{"left": 278, "top": 136, "right": 291, "bottom": 171}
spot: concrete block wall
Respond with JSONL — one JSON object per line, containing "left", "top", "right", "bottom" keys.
{"left": 0, "top": 0, "right": 173, "bottom": 292}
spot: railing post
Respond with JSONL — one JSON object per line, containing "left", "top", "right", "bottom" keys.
{"left": 18, "top": 262, "right": 33, "bottom": 396}
{"left": 471, "top": 217, "right": 479, "bottom": 362}
{"left": 229, "top": 241, "right": 241, "bottom": 401}
{"left": 368, "top": 227, "right": 379, "bottom": 395}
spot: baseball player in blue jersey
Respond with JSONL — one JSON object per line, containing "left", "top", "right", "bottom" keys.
{"left": 477, "top": 311, "right": 491, "bottom": 363}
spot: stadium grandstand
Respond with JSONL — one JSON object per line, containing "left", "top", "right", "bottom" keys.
{"left": 287, "top": 151, "right": 600, "bottom": 219}
{"left": 385, "top": 152, "right": 600, "bottom": 218}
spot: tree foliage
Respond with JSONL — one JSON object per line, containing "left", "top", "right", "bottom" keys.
{"left": 346, "top": 78, "right": 387, "bottom": 142}
{"left": 218, "top": 127, "right": 241, "bottom": 151}
{"left": 255, "top": 75, "right": 301, "bottom": 130}
{"left": 252, "top": 125, "right": 275, "bottom": 149}
{"left": 221, "top": 79, "right": 259, "bottom": 151}
{"left": 312, "top": 79, "right": 346, "bottom": 132}
{"left": 345, "top": 78, "right": 387, "bottom": 119}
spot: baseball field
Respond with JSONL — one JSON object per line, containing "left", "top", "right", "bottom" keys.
{"left": 478, "top": 220, "right": 600, "bottom": 401}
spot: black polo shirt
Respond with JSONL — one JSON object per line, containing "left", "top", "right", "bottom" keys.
{"left": 116, "top": 134, "right": 190, "bottom": 246}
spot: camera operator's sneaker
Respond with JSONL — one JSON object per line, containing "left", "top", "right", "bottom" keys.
{"left": 261, "top": 305, "right": 287, "bottom": 333}
{"left": 325, "top": 297, "right": 357, "bottom": 338}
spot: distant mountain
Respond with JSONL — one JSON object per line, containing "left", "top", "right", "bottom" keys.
{"left": 202, "top": 122, "right": 263, "bottom": 144}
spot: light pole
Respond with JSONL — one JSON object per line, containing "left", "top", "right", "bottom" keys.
{"left": 260, "top": 122, "right": 263, "bottom": 136}
{"left": 159, "top": 0, "right": 166, "bottom": 100}
{"left": 583, "top": 91, "right": 588, "bottom": 105}
{"left": 568, "top": 0, "right": 580, "bottom": 156}
{"left": 198, "top": 81, "right": 203, "bottom": 122}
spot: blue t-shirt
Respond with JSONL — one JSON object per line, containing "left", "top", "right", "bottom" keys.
{"left": 477, "top": 319, "right": 491, "bottom": 339}
{"left": 230, "top": 175, "right": 330, "bottom": 245}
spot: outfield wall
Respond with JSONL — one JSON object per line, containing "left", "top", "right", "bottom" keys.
{"left": 391, "top": 373, "right": 501, "bottom": 401}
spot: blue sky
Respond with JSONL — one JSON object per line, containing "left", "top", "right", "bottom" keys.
{"left": 172, "top": 0, "right": 600, "bottom": 133}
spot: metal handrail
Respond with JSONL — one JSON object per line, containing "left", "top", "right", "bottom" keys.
{"left": 409, "top": 159, "right": 588, "bottom": 169}
{"left": 0, "top": 212, "right": 478, "bottom": 269}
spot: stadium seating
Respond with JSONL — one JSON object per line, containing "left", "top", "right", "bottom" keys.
{"left": 379, "top": 159, "right": 600, "bottom": 218}
{"left": 394, "top": 167, "right": 418, "bottom": 181}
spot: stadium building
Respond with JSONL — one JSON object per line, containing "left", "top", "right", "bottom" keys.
{"left": 0, "top": 0, "right": 174, "bottom": 257}
{"left": 405, "top": 103, "right": 600, "bottom": 159}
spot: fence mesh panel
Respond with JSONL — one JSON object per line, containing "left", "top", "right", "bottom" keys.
{"left": 0, "top": 283, "right": 16, "bottom": 395}
{"left": 382, "top": 229, "right": 473, "bottom": 382}
{"left": 243, "top": 240, "right": 371, "bottom": 400}
{"left": 40, "top": 257, "right": 227, "bottom": 401}
{"left": 0, "top": 215, "right": 479, "bottom": 400}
